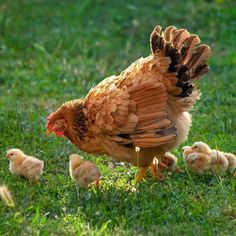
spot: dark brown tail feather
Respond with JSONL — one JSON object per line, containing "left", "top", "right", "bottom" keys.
{"left": 150, "top": 25, "right": 211, "bottom": 98}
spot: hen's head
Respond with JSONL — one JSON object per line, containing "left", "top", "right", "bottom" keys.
{"left": 46, "top": 99, "right": 85, "bottom": 138}
{"left": 46, "top": 102, "right": 72, "bottom": 137}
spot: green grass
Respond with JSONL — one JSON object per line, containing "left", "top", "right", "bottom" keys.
{"left": 0, "top": 0, "right": 236, "bottom": 235}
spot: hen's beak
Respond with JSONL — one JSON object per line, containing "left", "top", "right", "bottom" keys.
{"left": 46, "top": 128, "right": 53, "bottom": 136}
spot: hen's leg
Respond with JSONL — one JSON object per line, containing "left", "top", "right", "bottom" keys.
{"left": 135, "top": 167, "right": 148, "bottom": 182}
{"left": 95, "top": 177, "right": 100, "bottom": 188}
{"left": 150, "top": 158, "right": 164, "bottom": 180}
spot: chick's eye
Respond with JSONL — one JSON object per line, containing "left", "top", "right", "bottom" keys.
{"left": 10, "top": 153, "right": 13, "bottom": 156}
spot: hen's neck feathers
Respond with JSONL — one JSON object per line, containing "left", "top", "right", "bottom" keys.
{"left": 60, "top": 99, "right": 87, "bottom": 144}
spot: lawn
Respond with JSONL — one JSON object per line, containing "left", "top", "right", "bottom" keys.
{"left": 0, "top": 0, "right": 236, "bottom": 235}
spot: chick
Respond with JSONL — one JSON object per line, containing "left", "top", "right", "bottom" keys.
{"left": 182, "top": 146, "right": 211, "bottom": 173}
{"left": 69, "top": 154, "right": 100, "bottom": 188}
{"left": 209, "top": 150, "right": 229, "bottom": 172}
{"left": 0, "top": 185, "right": 15, "bottom": 207}
{"left": 6, "top": 148, "right": 44, "bottom": 181}
{"left": 222, "top": 152, "right": 236, "bottom": 172}
{"left": 159, "top": 152, "right": 181, "bottom": 172}
{"left": 186, "top": 142, "right": 229, "bottom": 172}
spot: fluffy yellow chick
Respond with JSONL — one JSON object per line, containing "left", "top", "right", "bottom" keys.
{"left": 222, "top": 152, "right": 236, "bottom": 172}
{"left": 209, "top": 150, "right": 229, "bottom": 172}
{"left": 182, "top": 146, "right": 211, "bottom": 173}
{"left": 69, "top": 154, "right": 100, "bottom": 188}
{"left": 6, "top": 148, "right": 44, "bottom": 181}
{"left": 0, "top": 185, "right": 15, "bottom": 207}
{"left": 186, "top": 142, "right": 231, "bottom": 172}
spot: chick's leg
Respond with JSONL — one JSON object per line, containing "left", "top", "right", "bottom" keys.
{"left": 135, "top": 167, "right": 148, "bottom": 183}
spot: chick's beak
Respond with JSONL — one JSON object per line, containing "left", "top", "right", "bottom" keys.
{"left": 188, "top": 148, "right": 195, "bottom": 153}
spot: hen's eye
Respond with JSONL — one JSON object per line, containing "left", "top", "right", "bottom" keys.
{"left": 194, "top": 146, "right": 197, "bottom": 149}
{"left": 55, "top": 121, "right": 59, "bottom": 125}
{"left": 10, "top": 153, "right": 13, "bottom": 156}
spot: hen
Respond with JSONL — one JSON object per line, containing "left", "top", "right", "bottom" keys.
{"left": 46, "top": 25, "right": 211, "bottom": 181}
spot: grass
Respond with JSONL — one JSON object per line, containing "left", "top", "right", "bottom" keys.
{"left": 0, "top": 0, "right": 236, "bottom": 235}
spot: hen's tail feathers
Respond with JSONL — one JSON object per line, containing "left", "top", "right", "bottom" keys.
{"left": 150, "top": 25, "right": 211, "bottom": 98}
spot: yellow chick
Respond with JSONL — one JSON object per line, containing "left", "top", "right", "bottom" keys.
{"left": 69, "top": 154, "right": 100, "bottom": 188}
{"left": 209, "top": 150, "right": 229, "bottom": 172}
{"left": 0, "top": 185, "right": 15, "bottom": 207}
{"left": 222, "top": 152, "right": 236, "bottom": 172}
{"left": 6, "top": 148, "right": 44, "bottom": 181}
{"left": 159, "top": 152, "right": 181, "bottom": 172}
{"left": 187, "top": 142, "right": 230, "bottom": 172}
{"left": 182, "top": 146, "right": 211, "bottom": 173}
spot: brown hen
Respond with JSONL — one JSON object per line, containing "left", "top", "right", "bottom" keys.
{"left": 46, "top": 25, "right": 211, "bottom": 181}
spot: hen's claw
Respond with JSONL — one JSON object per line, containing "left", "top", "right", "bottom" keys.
{"left": 135, "top": 167, "right": 148, "bottom": 183}
{"left": 175, "top": 167, "right": 184, "bottom": 173}
{"left": 158, "top": 161, "right": 168, "bottom": 171}
{"left": 95, "top": 177, "right": 100, "bottom": 188}
{"left": 150, "top": 161, "right": 164, "bottom": 181}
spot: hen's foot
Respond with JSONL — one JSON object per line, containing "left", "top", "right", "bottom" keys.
{"left": 150, "top": 158, "right": 164, "bottom": 181}
{"left": 158, "top": 161, "right": 168, "bottom": 172}
{"left": 175, "top": 167, "right": 184, "bottom": 173}
{"left": 135, "top": 167, "right": 148, "bottom": 183}
{"left": 95, "top": 178, "right": 100, "bottom": 188}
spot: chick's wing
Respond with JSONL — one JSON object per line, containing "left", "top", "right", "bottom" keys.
{"left": 21, "top": 157, "right": 43, "bottom": 171}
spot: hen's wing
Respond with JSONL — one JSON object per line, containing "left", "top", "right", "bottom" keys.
{"left": 84, "top": 56, "right": 176, "bottom": 148}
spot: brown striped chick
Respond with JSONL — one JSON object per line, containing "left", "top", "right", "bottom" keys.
{"left": 159, "top": 152, "right": 182, "bottom": 172}
{"left": 6, "top": 148, "right": 44, "bottom": 181}
{"left": 69, "top": 154, "right": 100, "bottom": 188}
{"left": 189, "top": 142, "right": 229, "bottom": 172}
{"left": 182, "top": 146, "right": 211, "bottom": 173}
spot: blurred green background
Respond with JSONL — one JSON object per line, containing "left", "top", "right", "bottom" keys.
{"left": 0, "top": 0, "right": 236, "bottom": 235}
